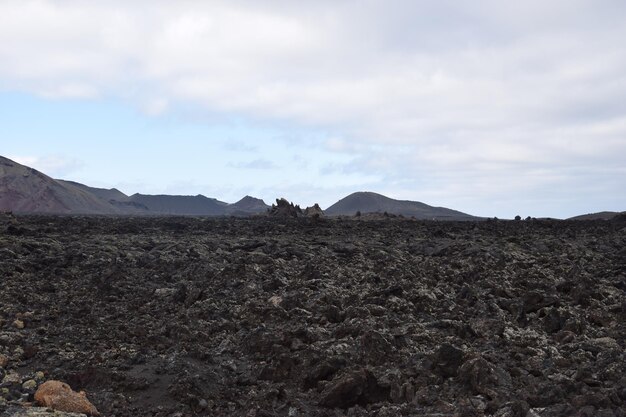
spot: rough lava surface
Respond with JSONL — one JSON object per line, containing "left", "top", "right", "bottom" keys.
{"left": 0, "top": 214, "right": 624, "bottom": 417}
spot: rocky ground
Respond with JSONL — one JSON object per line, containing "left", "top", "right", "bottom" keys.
{"left": 0, "top": 214, "right": 624, "bottom": 417}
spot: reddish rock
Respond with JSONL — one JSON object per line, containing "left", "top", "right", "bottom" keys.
{"left": 34, "top": 380, "right": 100, "bottom": 416}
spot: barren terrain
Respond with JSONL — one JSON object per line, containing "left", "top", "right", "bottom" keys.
{"left": 1, "top": 215, "right": 625, "bottom": 416}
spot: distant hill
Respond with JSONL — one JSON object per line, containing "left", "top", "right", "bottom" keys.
{"left": 129, "top": 194, "right": 228, "bottom": 216}
{"left": 227, "top": 195, "right": 270, "bottom": 216}
{"left": 58, "top": 180, "right": 130, "bottom": 202}
{"left": 125, "top": 194, "right": 269, "bottom": 216}
{"left": 0, "top": 155, "right": 268, "bottom": 216}
{"left": 0, "top": 156, "right": 121, "bottom": 214}
{"left": 325, "top": 191, "right": 478, "bottom": 220}
{"left": 568, "top": 211, "right": 624, "bottom": 220}
{"left": 56, "top": 180, "right": 151, "bottom": 214}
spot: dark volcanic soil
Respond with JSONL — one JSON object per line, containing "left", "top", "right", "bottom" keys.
{"left": 0, "top": 215, "right": 625, "bottom": 417}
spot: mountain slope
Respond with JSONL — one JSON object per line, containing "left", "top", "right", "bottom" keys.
{"left": 0, "top": 156, "right": 120, "bottom": 214}
{"left": 128, "top": 194, "right": 229, "bottom": 216}
{"left": 57, "top": 180, "right": 151, "bottom": 214}
{"left": 227, "top": 195, "right": 270, "bottom": 216}
{"left": 1, "top": 155, "right": 473, "bottom": 218}
{"left": 0, "top": 156, "right": 270, "bottom": 216}
{"left": 58, "top": 181, "right": 271, "bottom": 216}
{"left": 325, "top": 191, "right": 478, "bottom": 220}
{"left": 568, "top": 211, "right": 624, "bottom": 220}
{"left": 57, "top": 180, "right": 129, "bottom": 202}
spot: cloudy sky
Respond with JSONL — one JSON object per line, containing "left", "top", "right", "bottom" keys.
{"left": 1, "top": 0, "right": 625, "bottom": 218}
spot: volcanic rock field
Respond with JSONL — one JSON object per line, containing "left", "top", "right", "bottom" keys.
{"left": 0, "top": 214, "right": 625, "bottom": 416}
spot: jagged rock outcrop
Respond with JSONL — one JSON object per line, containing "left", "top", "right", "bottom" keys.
{"left": 268, "top": 198, "right": 303, "bottom": 217}
{"left": 304, "top": 203, "right": 324, "bottom": 217}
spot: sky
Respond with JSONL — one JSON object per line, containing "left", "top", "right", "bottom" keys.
{"left": 1, "top": 0, "right": 625, "bottom": 219}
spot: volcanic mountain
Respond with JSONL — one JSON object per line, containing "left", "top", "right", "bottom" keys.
{"left": 0, "top": 156, "right": 269, "bottom": 216}
{"left": 128, "top": 194, "right": 228, "bottom": 216}
{"left": 0, "top": 156, "right": 121, "bottom": 214}
{"left": 567, "top": 211, "right": 625, "bottom": 221}
{"left": 325, "top": 191, "right": 478, "bottom": 220}
{"left": 227, "top": 195, "right": 270, "bottom": 216}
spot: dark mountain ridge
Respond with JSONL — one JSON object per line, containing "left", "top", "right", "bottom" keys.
{"left": 325, "top": 191, "right": 479, "bottom": 220}
{"left": 0, "top": 156, "right": 121, "bottom": 214}
{"left": 567, "top": 211, "right": 624, "bottom": 221}
{"left": 128, "top": 193, "right": 228, "bottom": 216}
{"left": 228, "top": 196, "right": 270, "bottom": 216}
{"left": 2, "top": 155, "right": 619, "bottom": 219}
{"left": 0, "top": 156, "right": 269, "bottom": 216}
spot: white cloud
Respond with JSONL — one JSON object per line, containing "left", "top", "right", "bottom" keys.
{"left": 141, "top": 97, "right": 169, "bottom": 116}
{"left": 9, "top": 155, "right": 83, "bottom": 178}
{"left": 229, "top": 159, "right": 276, "bottom": 170}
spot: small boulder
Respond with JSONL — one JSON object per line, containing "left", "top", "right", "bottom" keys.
{"left": 542, "top": 308, "right": 563, "bottom": 334}
{"left": 360, "top": 331, "right": 394, "bottom": 365}
{"left": 432, "top": 343, "right": 464, "bottom": 378}
{"left": 34, "top": 381, "right": 100, "bottom": 416}
{"left": 268, "top": 295, "right": 283, "bottom": 307}
{"left": 303, "top": 357, "right": 345, "bottom": 389}
{"left": 459, "top": 356, "right": 512, "bottom": 403}
{"left": 590, "top": 337, "right": 620, "bottom": 351}
{"left": 22, "top": 379, "right": 37, "bottom": 391}
{"left": 472, "top": 318, "right": 506, "bottom": 338}
{"left": 319, "top": 368, "right": 389, "bottom": 408}
{"left": 3, "top": 371, "right": 21, "bottom": 384}
{"left": 522, "top": 291, "right": 554, "bottom": 313}
{"left": 494, "top": 401, "right": 530, "bottom": 417}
